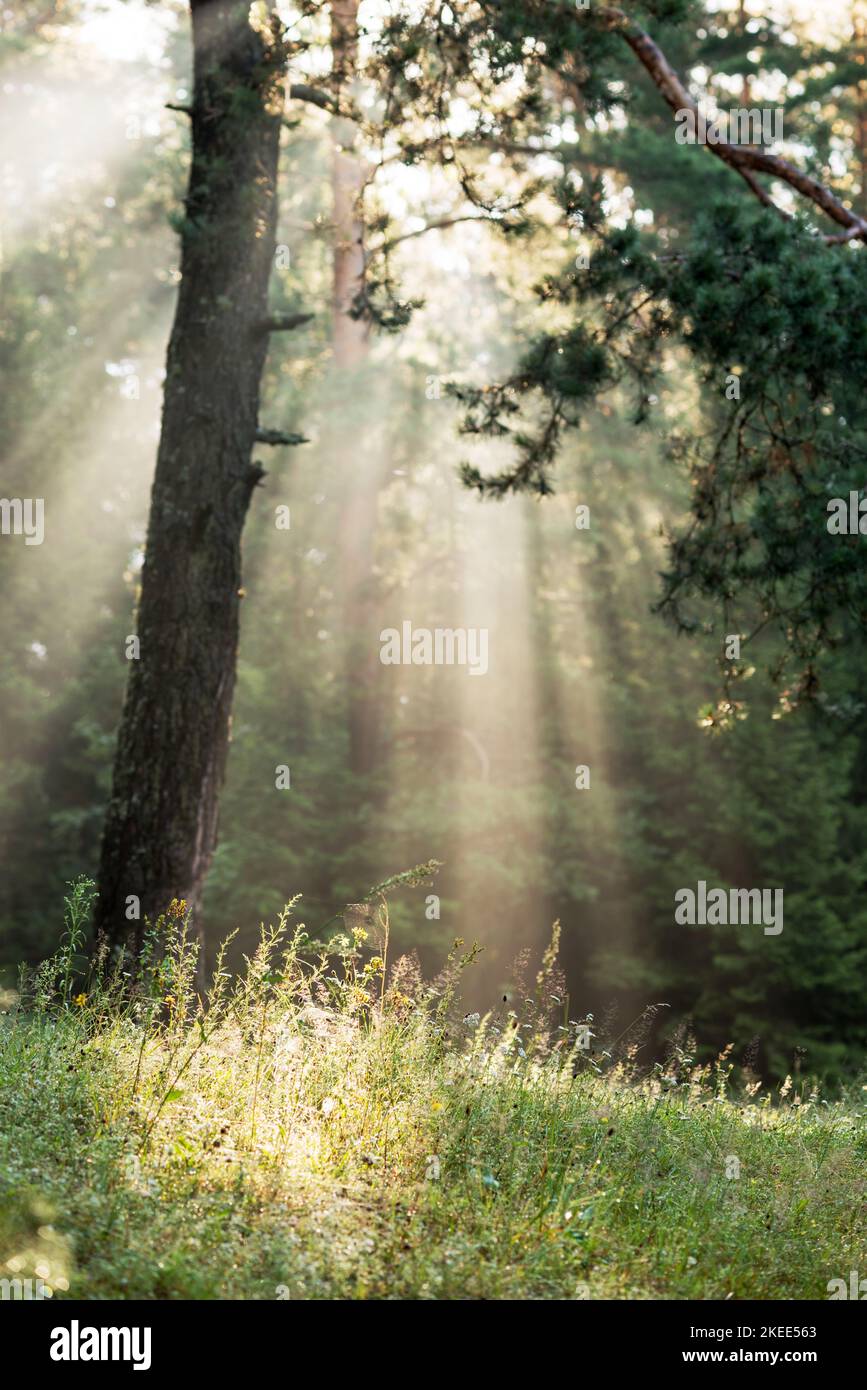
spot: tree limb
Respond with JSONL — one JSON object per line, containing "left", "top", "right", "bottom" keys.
{"left": 287, "top": 83, "right": 337, "bottom": 113}
{"left": 254, "top": 428, "right": 309, "bottom": 446}
{"left": 596, "top": 5, "right": 867, "bottom": 243}
{"left": 255, "top": 312, "right": 314, "bottom": 334}
{"left": 285, "top": 83, "right": 364, "bottom": 126}
{"left": 373, "top": 214, "right": 493, "bottom": 257}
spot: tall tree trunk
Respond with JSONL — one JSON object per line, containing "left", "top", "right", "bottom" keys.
{"left": 330, "top": 0, "right": 369, "bottom": 369}
{"left": 95, "top": 0, "right": 286, "bottom": 950}
{"left": 329, "top": 0, "right": 383, "bottom": 775}
{"left": 339, "top": 432, "right": 392, "bottom": 776}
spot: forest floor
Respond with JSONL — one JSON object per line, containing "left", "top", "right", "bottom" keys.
{"left": 0, "top": 888, "right": 864, "bottom": 1301}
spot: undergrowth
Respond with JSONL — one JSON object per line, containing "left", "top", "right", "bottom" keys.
{"left": 0, "top": 876, "right": 864, "bottom": 1300}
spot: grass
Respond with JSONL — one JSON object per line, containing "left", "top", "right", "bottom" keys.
{"left": 0, "top": 877, "right": 864, "bottom": 1301}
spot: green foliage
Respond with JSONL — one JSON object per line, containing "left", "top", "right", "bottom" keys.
{"left": 0, "top": 891, "right": 863, "bottom": 1300}
{"left": 383, "top": 1, "right": 867, "bottom": 694}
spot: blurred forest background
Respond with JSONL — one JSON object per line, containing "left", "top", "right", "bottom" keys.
{"left": 2, "top": 0, "right": 867, "bottom": 1083}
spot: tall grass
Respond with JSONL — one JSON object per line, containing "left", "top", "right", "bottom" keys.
{"left": 0, "top": 876, "right": 864, "bottom": 1300}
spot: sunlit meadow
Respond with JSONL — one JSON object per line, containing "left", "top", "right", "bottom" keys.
{"left": 0, "top": 879, "right": 863, "bottom": 1301}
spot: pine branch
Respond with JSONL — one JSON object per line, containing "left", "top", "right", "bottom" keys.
{"left": 372, "top": 214, "right": 493, "bottom": 257}
{"left": 596, "top": 6, "right": 867, "bottom": 243}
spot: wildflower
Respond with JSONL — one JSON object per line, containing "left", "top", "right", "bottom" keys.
{"left": 463, "top": 1012, "right": 480, "bottom": 1029}
{"left": 367, "top": 956, "right": 384, "bottom": 972}
{"left": 425, "top": 1156, "right": 441, "bottom": 1180}
{"left": 167, "top": 898, "right": 187, "bottom": 920}
{"left": 321, "top": 1097, "right": 336, "bottom": 1116}
{"left": 73, "top": 993, "right": 87, "bottom": 1008}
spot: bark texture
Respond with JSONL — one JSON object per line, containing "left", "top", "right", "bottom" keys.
{"left": 330, "top": 0, "right": 369, "bottom": 369}
{"left": 329, "top": 0, "right": 382, "bottom": 773}
{"left": 95, "top": 1, "right": 286, "bottom": 949}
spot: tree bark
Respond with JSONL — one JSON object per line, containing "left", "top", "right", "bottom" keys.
{"left": 328, "top": 0, "right": 383, "bottom": 774}
{"left": 95, "top": 0, "right": 286, "bottom": 951}
{"left": 339, "top": 435, "right": 392, "bottom": 776}
{"left": 330, "top": 0, "right": 369, "bottom": 369}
